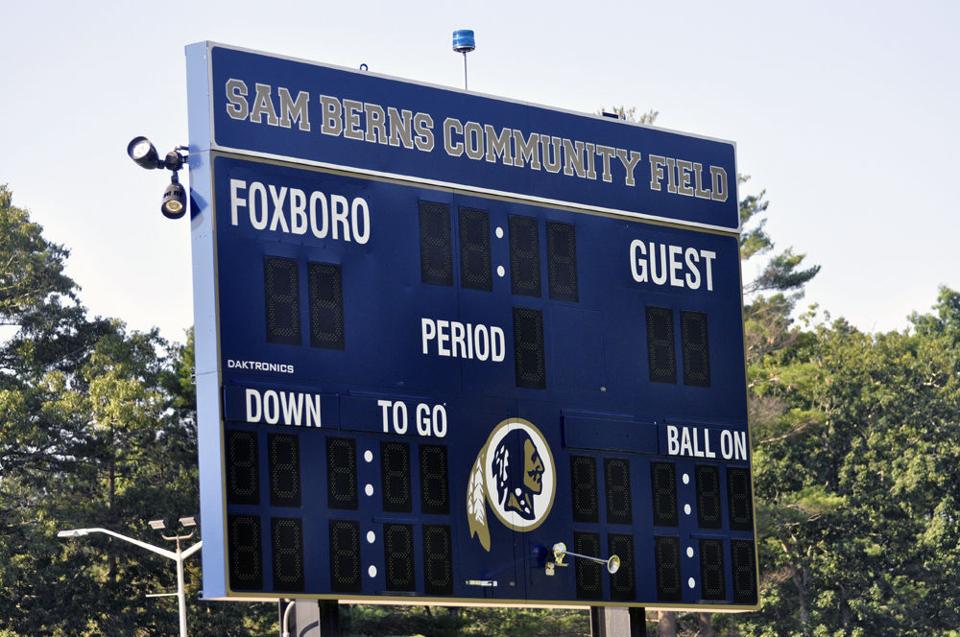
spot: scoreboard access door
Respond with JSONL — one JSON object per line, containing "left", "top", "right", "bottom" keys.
{"left": 186, "top": 42, "right": 758, "bottom": 610}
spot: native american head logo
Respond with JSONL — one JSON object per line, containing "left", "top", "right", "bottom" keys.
{"left": 466, "top": 418, "right": 556, "bottom": 551}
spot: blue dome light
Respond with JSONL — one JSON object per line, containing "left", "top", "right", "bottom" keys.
{"left": 452, "top": 29, "right": 476, "bottom": 53}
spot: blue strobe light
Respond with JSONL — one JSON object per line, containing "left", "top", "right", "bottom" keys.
{"left": 452, "top": 29, "right": 475, "bottom": 53}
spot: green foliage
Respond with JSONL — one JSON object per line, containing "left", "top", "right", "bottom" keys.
{"left": 0, "top": 189, "right": 275, "bottom": 636}
{"left": 0, "top": 185, "right": 75, "bottom": 328}
{"left": 739, "top": 183, "right": 772, "bottom": 261}
{"left": 747, "top": 248, "right": 821, "bottom": 296}
{"left": 910, "top": 286, "right": 960, "bottom": 343}
{"left": 738, "top": 176, "right": 820, "bottom": 302}
{"left": 731, "top": 291, "right": 960, "bottom": 637}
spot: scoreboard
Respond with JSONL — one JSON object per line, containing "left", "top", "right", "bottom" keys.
{"left": 185, "top": 42, "right": 758, "bottom": 610}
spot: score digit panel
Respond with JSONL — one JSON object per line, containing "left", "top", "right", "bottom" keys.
{"left": 186, "top": 42, "right": 757, "bottom": 610}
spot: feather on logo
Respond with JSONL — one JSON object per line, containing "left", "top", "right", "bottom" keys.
{"left": 467, "top": 453, "right": 491, "bottom": 550}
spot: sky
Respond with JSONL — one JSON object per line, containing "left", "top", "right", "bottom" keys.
{"left": 2, "top": 0, "right": 957, "bottom": 342}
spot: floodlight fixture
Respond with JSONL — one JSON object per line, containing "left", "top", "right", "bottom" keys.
{"left": 127, "top": 136, "right": 190, "bottom": 220}
{"left": 178, "top": 516, "right": 197, "bottom": 529}
{"left": 161, "top": 173, "right": 187, "bottom": 220}
{"left": 57, "top": 528, "right": 90, "bottom": 538}
{"left": 148, "top": 519, "right": 167, "bottom": 531}
{"left": 127, "top": 136, "right": 162, "bottom": 169}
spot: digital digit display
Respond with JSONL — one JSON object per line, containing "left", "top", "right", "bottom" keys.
{"left": 458, "top": 207, "right": 492, "bottom": 291}
{"left": 384, "top": 523, "right": 416, "bottom": 592}
{"left": 423, "top": 524, "right": 453, "bottom": 595}
{"left": 509, "top": 214, "right": 541, "bottom": 297}
{"left": 419, "top": 445, "right": 449, "bottom": 515}
{"left": 651, "top": 462, "right": 678, "bottom": 526}
{"left": 326, "top": 437, "right": 358, "bottom": 510}
{"left": 731, "top": 539, "right": 757, "bottom": 604}
{"left": 570, "top": 455, "right": 599, "bottom": 523}
{"left": 268, "top": 433, "right": 301, "bottom": 508}
{"left": 546, "top": 221, "right": 578, "bottom": 302}
{"left": 513, "top": 307, "right": 546, "bottom": 389}
{"left": 308, "top": 262, "right": 345, "bottom": 349}
{"left": 646, "top": 306, "right": 676, "bottom": 383}
{"left": 419, "top": 201, "right": 453, "bottom": 286}
{"left": 727, "top": 468, "right": 754, "bottom": 531}
{"left": 699, "top": 539, "right": 726, "bottom": 601}
{"left": 695, "top": 465, "right": 721, "bottom": 529}
{"left": 381, "top": 441, "right": 412, "bottom": 513}
{"left": 271, "top": 517, "right": 305, "bottom": 592}
{"left": 608, "top": 533, "right": 635, "bottom": 601}
{"left": 604, "top": 458, "right": 632, "bottom": 525}
{"left": 264, "top": 256, "right": 301, "bottom": 345}
{"left": 228, "top": 515, "right": 262, "bottom": 591}
{"left": 654, "top": 536, "right": 681, "bottom": 602}
{"left": 574, "top": 532, "right": 602, "bottom": 599}
{"left": 681, "top": 311, "right": 710, "bottom": 387}
{"left": 329, "top": 520, "right": 361, "bottom": 593}
{"left": 226, "top": 430, "right": 259, "bottom": 506}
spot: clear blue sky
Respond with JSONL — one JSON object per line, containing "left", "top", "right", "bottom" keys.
{"left": 2, "top": 0, "right": 957, "bottom": 341}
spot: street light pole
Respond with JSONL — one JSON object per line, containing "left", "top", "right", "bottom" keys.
{"left": 162, "top": 530, "right": 200, "bottom": 637}
{"left": 58, "top": 526, "right": 202, "bottom": 637}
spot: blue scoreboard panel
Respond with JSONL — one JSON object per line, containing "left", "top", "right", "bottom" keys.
{"left": 186, "top": 42, "right": 757, "bottom": 610}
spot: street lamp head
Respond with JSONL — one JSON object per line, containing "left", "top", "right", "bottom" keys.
{"left": 178, "top": 516, "right": 197, "bottom": 529}
{"left": 148, "top": 519, "right": 166, "bottom": 531}
{"left": 57, "top": 529, "right": 89, "bottom": 538}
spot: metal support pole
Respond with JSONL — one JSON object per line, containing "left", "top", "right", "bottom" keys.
{"left": 288, "top": 599, "right": 340, "bottom": 636}
{"left": 629, "top": 607, "right": 647, "bottom": 635}
{"left": 462, "top": 52, "right": 469, "bottom": 91}
{"left": 590, "top": 606, "right": 602, "bottom": 636}
{"left": 175, "top": 539, "right": 188, "bottom": 637}
{"left": 590, "top": 606, "right": 646, "bottom": 636}
{"left": 319, "top": 600, "right": 340, "bottom": 636}
{"left": 281, "top": 599, "right": 296, "bottom": 637}
{"left": 278, "top": 600, "right": 290, "bottom": 637}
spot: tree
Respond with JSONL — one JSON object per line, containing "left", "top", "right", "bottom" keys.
{"left": 725, "top": 290, "right": 960, "bottom": 636}
{"left": 0, "top": 185, "right": 75, "bottom": 331}
{"left": 0, "top": 188, "right": 275, "bottom": 636}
